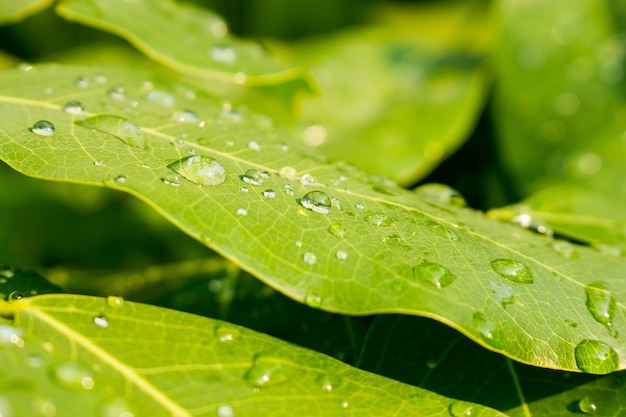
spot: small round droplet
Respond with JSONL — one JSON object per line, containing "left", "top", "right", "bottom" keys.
{"left": 114, "top": 175, "right": 127, "bottom": 184}
{"left": 449, "top": 400, "right": 474, "bottom": 416}
{"left": 106, "top": 295, "right": 124, "bottom": 308}
{"left": 30, "top": 120, "right": 56, "bottom": 136}
{"left": 52, "top": 362, "right": 95, "bottom": 391}
{"left": 93, "top": 315, "right": 109, "bottom": 328}
{"left": 217, "top": 403, "right": 235, "bottom": 417}
{"left": 328, "top": 224, "right": 346, "bottom": 239}
{"left": 335, "top": 251, "right": 348, "bottom": 260}
{"left": 242, "top": 169, "right": 263, "bottom": 186}
{"left": 413, "top": 261, "right": 457, "bottom": 288}
{"left": 578, "top": 396, "right": 597, "bottom": 414}
{"left": 236, "top": 208, "right": 247, "bottom": 216}
{"left": 415, "top": 183, "right": 467, "bottom": 207}
{"left": 300, "top": 173, "right": 318, "bottom": 186}
{"left": 305, "top": 294, "right": 322, "bottom": 306}
{"left": 0, "top": 265, "right": 15, "bottom": 278}
{"left": 107, "top": 86, "right": 126, "bottom": 100}
{"left": 552, "top": 240, "right": 579, "bottom": 259}
{"left": 248, "top": 140, "right": 261, "bottom": 151}
{"left": 215, "top": 325, "right": 240, "bottom": 342}
{"left": 168, "top": 155, "right": 226, "bottom": 186}
{"left": 161, "top": 173, "right": 181, "bottom": 187}
{"left": 365, "top": 213, "right": 393, "bottom": 227}
{"left": 172, "top": 110, "right": 200, "bottom": 124}
{"left": 94, "top": 160, "right": 106, "bottom": 167}
{"left": 279, "top": 166, "right": 297, "bottom": 180}
{"left": 316, "top": 373, "right": 341, "bottom": 392}
{"left": 302, "top": 252, "right": 317, "bottom": 265}
{"left": 300, "top": 191, "right": 331, "bottom": 214}
{"left": 63, "top": 101, "right": 86, "bottom": 115}
{"left": 210, "top": 45, "right": 237, "bottom": 64}
{"left": 8, "top": 291, "right": 23, "bottom": 302}
{"left": 355, "top": 203, "right": 366, "bottom": 210}
{"left": 240, "top": 186, "right": 249, "bottom": 193}
{"left": 244, "top": 353, "right": 295, "bottom": 387}
{"left": 295, "top": 240, "right": 303, "bottom": 247}
{"left": 574, "top": 339, "right": 619, "bottom": 374}
{"left": 490, "top": 259, "right": 534, "bottom": 283}
{"left": 75, "top": 76, "right": 90, "bottom": 88}
{"left": 262, "top": 189, "right": 276, "bottom": 198}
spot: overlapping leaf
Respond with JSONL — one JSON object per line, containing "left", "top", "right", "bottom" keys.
{"left": 1, "top": 64, "right": 626, "bottom": 373}
{"left": 0, "top": 294, "right": 507, "bottom": 417}
{"left": 0, "top": 0, "right": 52, "bottom": 24}
{"left": 359, "top": 315, "right": 626, "bottom": 416}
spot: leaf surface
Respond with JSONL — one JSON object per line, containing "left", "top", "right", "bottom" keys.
{"left": 1, "top": 64, "right": 626, "bottom": 372}
{"left": 55, "top": 0, "right": 313, "bottom": 88}
{"left": 0, "top": 0, "right": 52, "bottom": 24}
{"left": 359, "top": 315, "right": 626, "bottom": 416}
{"left": 0, "top": 294, "right": 507, "bottom": 417}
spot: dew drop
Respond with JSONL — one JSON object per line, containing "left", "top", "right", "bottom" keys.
{"left": 75, "top": 76, "right": 90, "bottom": 88}
{"left": 565, "top": 319, "right": 578, "bottom": 328}
{"left": 473, "top": 312, "right": 496, "bottom": 341}
{"left": 413, "top": 261, "right": 457, "bottom": 288}
{"left": 335, "top": 251, "right": 348, "bottom": 260}
{"left": 279, "top": 166, "right": 297, "bottom": 180}
{"left": 284, "top": 184, "right": 295, "bottom": 196}
{"left": 217, "top": 403, "right": 235, "bottom": 417}
{"left": 147, "top": 90, "right": 175, "bottom": 107}
{"left": 0, "top": 265, "right": 15, "bottom": 278}
{"left": 302, "top": 252, "right": 317, "bottom": 265}
{"left": 107, "top": 86, "right": 126, "bottom": 100}
{"left": 585, "top": 281, "right": 618, "bottom": 337}
{"left": 365, "top": 213, "right": 393, "bottom": 227}
{"left": 490, "top": 259, "right": 534, "bottom": 283}
{"left": 248, "top": 140, "right": 261, "bottom": 151}
{"left": 114, "top": 175, "right": 127, "bottom": 184}
{"left": 8, "top": 291, "right": 23, "bottom": 302}
{"left": 240, "top": 186, "right": 249, "bottom": 193}
{"left": 574, "top": 339, "right": 619, "bottom": 374}
{"left": 300, "top": 191, "right": 331, "bottom": 214}
{"left": 448, "top": 400, "right": 474, "bottom": 416}
{"left": 52, "top": 362, "right": 95, "bottom": 391}
{"left": 316, "top": 373, "right": 341, "bottom": 392}
{"left": 305, "top": 294, "right": 322, "bottom": 306}
{"left": 355, "top": 203, "right": 366, "bottom": 210}
{"left": 425, "top": 220, "right": 459, "bottom": 241}
{"left": 168, "top": 155, "right": 226, "bottom": 186}
{"left": 242, "top": 169, "right": 264, "bottom": 186}
{"left": 30, "top": 120, "right": 56, "bottom": 137}
{"left": 63, "top": 101, "right": 86, "bottom": 115}
{"left": 0, "top": 324, "right": 23, "bottom": 346}
{"left": 300, "top": 173, "right": 318, "bottom": 186}
{"left": 262, "top": 189, "right": 276, "bottom": 198}
{"left": 244, "top": 353, "right": 295, "bottom": 387}
{"left": 215, "top": 325, "right": 240, "bottom": 342}
{"left": 578, "top": 396, "right": 597, "bottom": 414}
{"left": 236, "top": 208, "right": 247, "bottom": 216}
{"left": 93, "top": 315, "right": 109, "bottom": 329}
{"left": 172, "top": 110, "right": 200, "bottom": 124}
{"left": 415, "top": 183, "right": 467, "bottom": 207}
{"left": 161, "top": 173, "right": 181, "bottom": 187}
{"left": 210, "top": 45, "right": 237, "bottom": 64}
{"left": 100, "top": 398, "right": 134, "bottom": 417}
{"left": 295, "top": 240, "right": 303, "bottom": 247}
{"left": 106, "top": 295, "right": 124, "bottom": 308}
{"left": 552, "top": 240, "right": 579, "bottom": 259}
{"left": 76, "top": 115, "right": 147, "bottom": 149}
{"left": 328, "top": 224, "right": 346, "bottom": 239}
{"left": 94, "top": 160, "right": 106, "bottom": 167}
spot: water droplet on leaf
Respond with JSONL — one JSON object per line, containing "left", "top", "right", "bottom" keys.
{"left": 300, "top": 173, "right": 318, "bottom": 186}
{"left": 215, "top": 325, "right": 240, "bottom": 342}
{"left": 413, "top": 261, "right": 457, "bottom": 288}
{"left": 355, "top": 203, "right": 365, "bottom": 210}
{"left": 161, "top": 173, "right": 181, "bottom": 187}
{"left": 93, "top": 315, "right": 109, "bottom": 328}
{"left": 52, "top": 362, "right": 95, "bottom": 391}
{"left": 8, "top": 291, "right": 23, "bottom": 302}
{"left": 244, "top": 353, "right": 295, "bottom": 387}
{"left": 490, "top": 259, "right": 534, "bottom": 283}
{"left": 172, "top": 110, "right": 200, "bottom": 124}
{"left": 63, "top": 101, "right": 86, "bottom": 115}
{"left": 302, "top": 252, "right": 317, "bottom": 265}
{"left": 335, "top": 251, "right": 348, "bottom": 260}
{"left": 279, "top": 166, "right": 297, "bottom": 180}
{"left": 574, "top": 339, "right": 619, "bottom": 374}
{"left": 578, "top": 396, "right": 597, "bottom": 414}
{"left": 328, "top": 224, "right": 346, "bottom": 238}
{"left": 106, "top": 295, "right": 124, "bottom": 308}
{"left": 300, "top": 191, "right": 331, "bottom": 214}
{"left": 248, "top": 140, "right": 261, "bottom": 151}
{"left": 236, "top": 208, "right": 247, "bottom": 216}
{"left": 425, "top": 220, "right": 459, "bottom": 241}
{"left": 316, "top": 373, "right": 341, "bottom": 392}
{"left": 585, "top": 282, "right": 618, "bottom": 337}
{"left": 242, "top": 169, "right": 263, "bottom": 186}
{"left": 30, "top": 120, "right": 55, "bottom": 136}
{"left": 262, "top": 189, "right": 276, "bottom": 198}
{"left": 365, "top": 213, "right": 393, "bottom": 227}
{"left": 210, "top": 45, "right": 237, "bottom": 64}
{"left": 449, "top": 400, "right": 474, "bottom": 416}
{"left": 168, "top": 155, "right": 226, "bottom": 186}
{"left": 415, "top": 183, "right": 467, "bottom": 207}
{"left": 76, "top": 115, "right": 147, "bottom": 149}
{"left": 107, "top": 86, "right": 126, "bottom": 100}
{"left": 0, "top": 265, "right": 15, "bottom": 278}
{"left": 552, "top": 240, "right": 579, "bottom": 259}
{"left": 217, "top": 403, "right": 235, "bottom": 417}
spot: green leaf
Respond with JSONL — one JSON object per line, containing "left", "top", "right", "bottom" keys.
{"left": 55, "top": 0, "right": 313, "bottom": 88}
{"left": 492, "top": 0, "right": 626, "bottom": 194}
{"left": 0, "top": 266, "right": 62, "bottom": 301}
{"left": 0, "top": 294, "right": 507, "bottom": 416}
{"left": 359, "top": 315, "right": 626, "bottom": 416}
{"left": 0, "top": 0, "right": 52, "bottom": 24}
{"left": 287, "top": 25, "right": 488, "bottom": 185}
{"left": 1, "top": 64, "right": 626, "bottom": 373}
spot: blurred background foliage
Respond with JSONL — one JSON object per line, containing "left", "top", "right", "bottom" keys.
{"left": 0, "top": 0, "right": 624, "bottom": 366}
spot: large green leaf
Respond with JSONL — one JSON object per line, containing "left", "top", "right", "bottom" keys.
{"left": 0, "top": 0, "right": 52, "bottom": 24}
{"left": 55, "top": 0, "right": 312, "bottom": 87}
{"left": 0, "top": 294, "right": 507, "bottom": 417}
{"left": 359, "top": 315, "right": 626, "bottom": 416}
{"left": 282, "top": 1, "right": 490, "bottom": 185}
{"left": 492, "top": 0, "right": 626, "bottom": 194}
{"left": 1, "top": 64, "right": 626, "bottom": 373}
